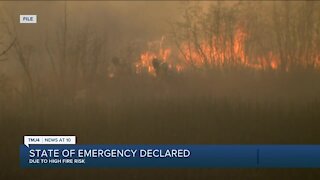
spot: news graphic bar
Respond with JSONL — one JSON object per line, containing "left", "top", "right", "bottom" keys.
{"left": 20, "top": 145, "right": 256, "bottom": 168}
{"left": 20, "top": 138, "right": 320, "bottom": 168}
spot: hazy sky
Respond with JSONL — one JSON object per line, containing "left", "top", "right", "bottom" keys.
{"left": 0, "top": 1, "right": 198, "bottom": 76}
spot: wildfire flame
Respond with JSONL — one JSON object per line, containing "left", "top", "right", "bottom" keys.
{"left": 135, "top": 28, "right": 319, "bottom": 75}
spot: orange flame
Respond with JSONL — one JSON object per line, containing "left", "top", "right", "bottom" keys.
{"left": 135, "top": 28, "right": 318, "bottom": 75}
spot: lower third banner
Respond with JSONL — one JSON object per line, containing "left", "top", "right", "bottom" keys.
{"left": 20, "top": 145, "right": 320, "bottom": 168}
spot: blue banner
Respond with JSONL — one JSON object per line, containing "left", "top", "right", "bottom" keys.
{"left": 20, "top": 145, "right": 320, "bottom": 168}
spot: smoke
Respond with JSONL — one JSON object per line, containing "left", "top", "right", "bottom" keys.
{"left": 1, "top": 1, "right": 186, "bottom": 44}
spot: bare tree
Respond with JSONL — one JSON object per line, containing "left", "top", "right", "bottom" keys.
{"left": 0, "top": 37, "right": 15, "bottom": 61}
{"left": 44, "top": 2, "right": 107, "bottom": 105}
{"left": 1, "top": 9, "right": 36, "bottom": 105}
